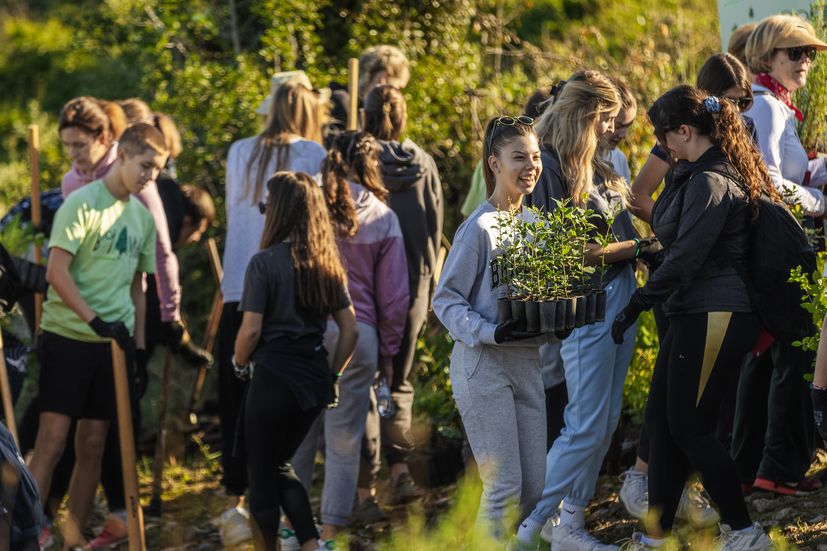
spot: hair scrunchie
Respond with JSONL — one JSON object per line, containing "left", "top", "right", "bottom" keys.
{"left": 382, "top": 102, "right": 392, "bottom": 115}
{"left": 704, "top": 96, "right": 722, "bottom": 114}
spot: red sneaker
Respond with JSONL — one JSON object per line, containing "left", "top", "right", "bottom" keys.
{"left": 88, "top": 515, "right": 128, "bottom": 549}
{"left": 753, "top": 476, "right": 816, "bottom": 496}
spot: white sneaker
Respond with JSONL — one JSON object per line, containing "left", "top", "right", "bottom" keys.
{"left": 619, "top": 468, "right": 648, "bottom": 520}
{"left": 715, "top": 523, "right": 772, "bottom": 551}
{"left": 676, "top": 485, "right": 720, "bottom": 527}
{"left": 279, "top": 527, "right": 301, "bottom": 551}
{"left": 317, "top": 539, "right": 337, "bottom": 550}
{"left": 539, "top": 513, "right": 560, "bottom": 543}
{"left": 219, "top": 506, "right": 253, "bottom": 547}
{"left": 551, "top": 523, "right": 619, "bottom": 551}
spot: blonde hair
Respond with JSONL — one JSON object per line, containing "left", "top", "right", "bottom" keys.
{"left": 535, "top": 70, "right": 626, "bottom": 205}
{"left": 359, "top": 45, "right": 410, "bottom": 98}
{"left": 728, "top": 22, "right": 757, "bottom": 67}
{"left": 244, "top": 81, "right": 327, "bottom": 203}
{"left": 746, "top": 15, "right": 816, "bottom": 74}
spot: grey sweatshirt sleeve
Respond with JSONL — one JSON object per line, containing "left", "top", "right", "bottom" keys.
{"left": 433, "top": 239, "right": 498, "bottom": 347}
{"left": 638, "top": 173, "right": 734, "bottom": 305}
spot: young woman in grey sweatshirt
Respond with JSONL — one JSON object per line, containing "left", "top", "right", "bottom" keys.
{"left": 433, "top": 115, "right": 553, "bottom": 540}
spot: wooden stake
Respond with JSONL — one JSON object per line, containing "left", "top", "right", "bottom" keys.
{"left": 111, "top": 342, "right": 146, "bottom": 551}
{"left": 186, "top": 238, "right": 223, "bottom": 424}
{"left": 347, "top": 58, "right": 359, "bottom": 131}
{"left": 0, "top": 332, "right": 18, "bottom": 446}
{"left": 28, "top": 125, "right": 42, "bottom": 334}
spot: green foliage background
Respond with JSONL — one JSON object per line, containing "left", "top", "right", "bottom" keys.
{"left": 0, "top": 0, "right": 722, "bottom": 430}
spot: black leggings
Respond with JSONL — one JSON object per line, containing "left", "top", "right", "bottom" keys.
{"left": 245, "top": 368, "right": 322, "bottom": 549}
{"left": 646, "top": 312, "right": 759, "bottom": 532}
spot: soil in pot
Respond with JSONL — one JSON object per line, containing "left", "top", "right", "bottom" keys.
{"left": 594, "top": 290, "right": 607, "bottom": 322}
{"left": 565, "top": 297, "right": 576, "bottom": 330}
{"left": 540, "top": 300, "right": 557, "bottom": 333}
{"left": 574, "top": 295, "right": 587, "bottom": 328}
{"left": 524, "top": 301, "right": 540, "bottom": 333}
{"left": 585, "top": 292, "right": 597, "bottom": 324}
{"left": 510, "top": 299, "right": 527, "bottom": 331}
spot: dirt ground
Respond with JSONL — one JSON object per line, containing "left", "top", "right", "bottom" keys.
{"left": 57, "top": 448, "right": 822, "bottom": 550}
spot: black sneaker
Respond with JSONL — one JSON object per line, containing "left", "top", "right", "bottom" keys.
{"left": 392, "top": 472, "right": 419, "bottom": 505}
{"left": 350, "top": 496, "right": 387, "bottom": 525}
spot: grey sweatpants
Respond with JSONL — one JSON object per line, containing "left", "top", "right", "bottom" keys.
{"left": 451, "top": 341, "right": 547, "bottom": 537}
{"left": 293, "top": 321, "right": 378, "bottom": 526}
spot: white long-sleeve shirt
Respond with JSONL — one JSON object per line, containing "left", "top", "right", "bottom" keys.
{"left": 747, "top": 84, "right": 827, "bottom": 216}
{"left": 221, "top": 136, "right": 326, "bottom": 303}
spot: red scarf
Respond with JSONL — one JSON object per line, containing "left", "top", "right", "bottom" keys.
{"left": 755, "top": 72, "right": 804, "bottom": 122}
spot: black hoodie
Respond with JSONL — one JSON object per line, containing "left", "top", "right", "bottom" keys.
{"left": 379, "top": 139, "right": 444, "bottom": 292}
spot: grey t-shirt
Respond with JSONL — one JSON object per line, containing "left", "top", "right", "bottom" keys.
{"left": 239, "top": 243, "right": 351, "bottom": 408}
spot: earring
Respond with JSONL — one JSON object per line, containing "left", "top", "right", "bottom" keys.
{"left": 684, "top": 137, "right": 689, "bottom": 142}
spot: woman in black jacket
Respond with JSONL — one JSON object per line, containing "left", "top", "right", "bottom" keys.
{"left": 612, "top": 86, "right": 777, "bottom": 551}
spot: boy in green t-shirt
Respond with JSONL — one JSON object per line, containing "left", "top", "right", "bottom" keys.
{"left": 29, "top": 123, "right": 168, "bottom": 548}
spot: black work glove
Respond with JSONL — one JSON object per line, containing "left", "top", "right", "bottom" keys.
{"left": 812, "top": 385, "right": 827, "bottom": 442}
{"left": 134, "top": 348, "right": 149, "bottom": 399}
{"left": 494, "top": 318, "right": 540, "bottom": 344}
{"left": 232, "top": 356, "right": 252, "bottom": 381}
{"left": 611, "top": 293, "right": 649, "bottom": 344}
{"left": 89, "top": 316, "right": 131, "bottom": 350}
{"left": 162, "top": 320, "right": 214, "bottom": 367}
{"left": 637, "top": 238, "right": 665, "bottom": 270}
{"left": 328, "top": 372, "right": 341, "bottom": 409}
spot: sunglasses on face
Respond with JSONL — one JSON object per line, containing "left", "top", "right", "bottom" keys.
{"left": 782, "top": 46, "right": 818, "bottom": 62}
{"left": 258, "top": 201, "right": 267, "bottom": 214}
{"left": 724, "top": 96, "right": 753, "bottom": 112}
{"left": 486, "top": 115, "right": 534, "bottom": 154}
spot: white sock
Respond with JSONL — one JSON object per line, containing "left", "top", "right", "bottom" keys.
{"left": 639, "top": 534, "right": 665, "bottom": 547}
{"left": 559, "top": 503, "right": 585, "bottom": 529}
{"left": 516, "top": 517, "right": 543, "bottom": 543}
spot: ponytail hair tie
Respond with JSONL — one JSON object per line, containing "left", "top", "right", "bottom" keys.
{"left": 704, "top": 96, "right": 721, "bottom": 114}
{"left": 382, "top": 102, "right": 392, "bottom": 115}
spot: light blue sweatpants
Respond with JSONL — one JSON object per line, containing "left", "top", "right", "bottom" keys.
{"left": 528, "top": 267, "right": 637, "bottom": 524}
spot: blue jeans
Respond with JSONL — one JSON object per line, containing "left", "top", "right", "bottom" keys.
{"left": 529, "top": 267, "right": 637, "bottom": 523}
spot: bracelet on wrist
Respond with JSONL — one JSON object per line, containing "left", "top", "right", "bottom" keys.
{"left": 632, "top": 237, "right": 641, "bottom": 258}
{"left": 813, "top": 382, "right": 827, "bottom": 391}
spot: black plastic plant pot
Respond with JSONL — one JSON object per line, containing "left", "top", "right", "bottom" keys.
{"left": 554, "top": 299, "right": 567, "bottom": 331}
{"left": 565, "top": 297, "right": 576, "bottom": 330}
{"left": 540, "top": 300, "right": 557, "bottom": 333}
{"left": 585, "top": 292, "right": 597, "bottom": 324}
{"left": 510, "top": 299, "right": 527, "bottom": 331}
{"left": 594, "top": 290, "right": 607, "bottom": 322}
{"left": 574, "top": 295, "right": 587, "bottom": 328}
{"left": 524, "top": 301, "right": 541, "bottom": 333}
{"left": 497, "top": 298, "right": 511, "bottom": 324}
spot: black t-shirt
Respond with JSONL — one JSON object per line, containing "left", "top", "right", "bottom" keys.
{"left": 239, "top": 243, "right": 351, "bottom": 409}
{"left": 156, "top": 173, "right": 184, "bottom": 244}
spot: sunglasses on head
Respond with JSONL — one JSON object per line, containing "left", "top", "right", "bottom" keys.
{"left": 781, "top": 46, "right": 818, "bottom": 62}
{"left": 486, "top": 115, "right": 534, "bottom": 154}
{"left": 724, "top": 96, "right": 753, "bottom": 112}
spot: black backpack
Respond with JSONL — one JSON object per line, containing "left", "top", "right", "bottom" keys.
{"left": 693, "top": 162, "right": 817, "bottom": 343}
{"left": 0, "top": 422, "right": 43, "bottom": 545}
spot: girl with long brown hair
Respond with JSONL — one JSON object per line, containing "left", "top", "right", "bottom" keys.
{"left": 292, "top": 131, "right": 408, "bottom": 548}
{"left": 611, "top": 86, "right": 774, "bottom": 550}
{"left": 233, "top": 171, "right": 358, "bottom": 551}
{"left": 217, "top": 79, "right": 328, "bottom": 543}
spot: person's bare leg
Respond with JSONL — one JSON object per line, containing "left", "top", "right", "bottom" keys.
{"left": 226, "top": 493, "right": 245, "bottom": 509}
{"left": 28, "top": 412, "right": 72, "bottom": 507}
{"left": 634, "top": 457, "right": 649, "bottom": 474}
{"left": 300, "top": 539, "right": 320, "bottom": 551}
{"left": 390, "top": 462, "right": 410, "bottom": 485}
{"left": 320, "top": 524, "right": 338, "bottom": 540}
{"left": 61, "top": 419, "right": 110, "bottom": 547}
{"left": 357, "top": 487, "right": 376, "bottom": 504}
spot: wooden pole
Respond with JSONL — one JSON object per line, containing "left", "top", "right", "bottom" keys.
{"left": 27, "top": 125, "right": 42, "bottom": 335}
{"left": 347, "top": 58, "right": 359, "bottom": 131}
{"left": 148, "top": 351, "right": 173, "bottom": 515}
{"left": 0, "top": 332, "right": 18, "bottom": 446}
{"left": 186, "top": 238, "right": 223, "bottom": 424}
{"left": 111, "top": 342, "right": 146, "bottom": 551}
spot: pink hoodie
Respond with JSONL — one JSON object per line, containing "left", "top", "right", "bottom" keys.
{"left": 61, "top": 144, "right": 181, "bottom": 322}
